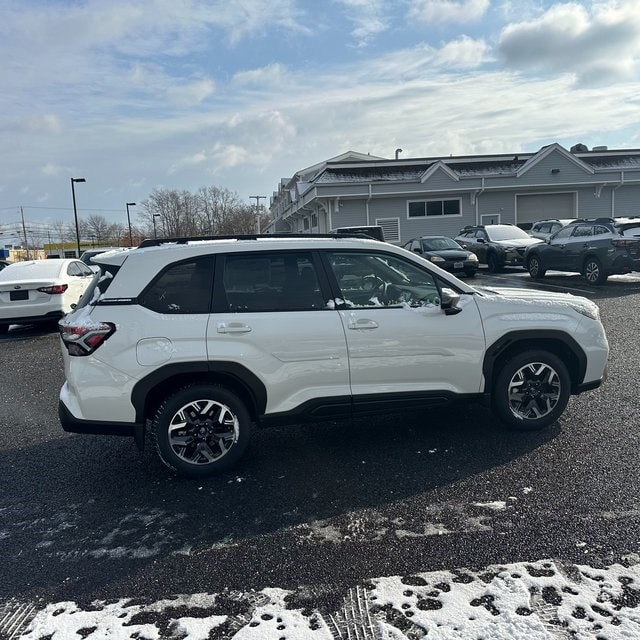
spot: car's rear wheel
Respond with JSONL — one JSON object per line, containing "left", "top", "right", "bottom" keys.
{"left": 486, "top": 252, "right": 501, "bottom": 273}
{"left": 151, "top": 384, "right": 251, "bottom": 477}
{"left": 492, "top": 350, "right": 570, "bottom": 431}
{"left": 527, "top": 254, "right": 546, "bottom": 279}
{"left": 583, "top": 257, "right": 607, "bottom": 285}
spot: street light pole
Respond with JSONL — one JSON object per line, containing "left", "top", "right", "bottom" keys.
{"left": 126, "top": 202, "right": 136, "bottom": 247}
{"left": 250, "top": 195, "right": 266, "bottom": 234}
{"left": 70, "top": 177, "right": 86, "bottom": 257}
{"left": 153, "top": 214, "right": 160, "bottom": 239}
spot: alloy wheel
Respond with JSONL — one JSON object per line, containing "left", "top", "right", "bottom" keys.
{"left": 507, "top": 362, "right": 561, "bottom": 420}
{"left": 168, "top": 399, "right": 239, "bottom": 465}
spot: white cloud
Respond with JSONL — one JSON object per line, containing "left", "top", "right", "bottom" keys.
{"left": 166, "top": 79, "right": 216, "bottom": 107}
{"left": 498, "top": 1, "right": 640, "bottom": 83}
{"left": 409, "top": 0, "right": 490, "bottom": 24}
{"left": 233, "top": 64, "right": 289, "bottom": 87}
{"left": 437, "top": 36, "right": 488, "bottom": 68}
{"left": 12, "top": 116, "right": 62, "bottom": 135}
{"left": 335, "top": 0, "right": 390, "bottom": 47}
{"left": 168, "top": 152, "right": 208, "bottom": 174}
{"left": 36, "top": 193, "right": 50, "bottom": 203}
{"left": 41, "top": 164, "right": 62, "bottom": 176}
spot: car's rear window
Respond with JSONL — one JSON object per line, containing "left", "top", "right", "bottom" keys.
{"left": 0, "top": 260, "right": 63, "bottom": 281}
{"left": 75, "top": 265, "right": 121, "bottom": 309}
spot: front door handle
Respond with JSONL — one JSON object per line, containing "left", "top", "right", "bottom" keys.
{"left": 348, "top": 318, "right": 379, "bottom": 330}
{"left": 217, "top": 322, "right": 252, "bottom": 334}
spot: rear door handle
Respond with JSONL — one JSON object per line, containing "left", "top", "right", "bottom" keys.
{"left": 217, "top": 322, "right": 252, "bottom": 334}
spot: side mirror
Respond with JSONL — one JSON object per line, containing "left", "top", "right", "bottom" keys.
{"left": 440, "top": 288, "right": 462, "bottom": 316}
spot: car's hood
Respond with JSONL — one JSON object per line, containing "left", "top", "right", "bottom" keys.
{"left": 492, "top": 238, "right": 543, "bottom": 248}
{"left": 424, "top": 249, "right": 471, "bottom": 260}
{"left": 474, "top": 285, "right": 599, "bottom": 316}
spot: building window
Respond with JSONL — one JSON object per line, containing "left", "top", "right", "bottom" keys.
{"left": 311, "top": 214, "right": 318, "bottom": 228}
{"left": 408, "top": 199, "right": 461, "bottom": 218}
{"left": 303, "top": 218, "right": 310, "bottom": 230}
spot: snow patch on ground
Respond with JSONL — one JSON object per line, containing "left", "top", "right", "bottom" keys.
{"left": 16, "top": 559, "right": 640, "bottom": 639}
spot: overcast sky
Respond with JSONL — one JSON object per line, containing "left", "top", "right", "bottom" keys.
{"left": 1, "top": 0, "right": 639, "bottom": 229}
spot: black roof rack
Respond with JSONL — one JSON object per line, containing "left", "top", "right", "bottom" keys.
{"left": 137, "top": 233, "right": 378, "bottom": 249}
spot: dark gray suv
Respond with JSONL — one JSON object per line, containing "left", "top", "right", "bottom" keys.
{"left": 525, "top": 217, "right": 640, "bottom": 284}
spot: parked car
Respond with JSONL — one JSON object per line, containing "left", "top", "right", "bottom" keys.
{"left": 0, "top": 258, "right": 96, "bottom": 334}
{"left": 80, "top": 247, "right": 131, "bottom": 272}
{"left": 0, "top": 259, "right": 11, "bottom": 271}
{"left": 455, "top": 224, "right": 543, "bottom": 272}
{"left": 330, "top": 226, "right": 385, "bottom": 241}
{"left": 402, "top": 236, "right": 478, "bottom": 276}
{"left": 525, "top": 217, "right": 640, "bottom": 284}
{"left": 529, "top": 219, "right": 582, "bottom": 241}
{"left": 58, "top": 233, "right": 608, "bottom": 477}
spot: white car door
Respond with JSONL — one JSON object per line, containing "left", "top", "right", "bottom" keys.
{"left": 207, "top": 251, "right": 350, "bottom": 416}
{"left": 323, "top": 249, "right": 486, "bottom": 407}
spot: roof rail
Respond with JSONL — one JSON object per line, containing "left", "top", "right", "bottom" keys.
{"left": 137, "top": 233, "right": 377, "bottom": 248}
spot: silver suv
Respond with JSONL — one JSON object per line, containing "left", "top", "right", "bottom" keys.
{"left": 58, "top": 234, "right": 608, "bottom": 477}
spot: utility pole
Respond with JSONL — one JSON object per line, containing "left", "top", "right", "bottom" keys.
{"left": 250, "top": 195, "right": 266, "bottom": 234}
{"left": 20, "top": 206, "right": 30, "bottom": 260}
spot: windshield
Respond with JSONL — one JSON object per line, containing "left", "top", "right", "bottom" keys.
{"left": 486, "top": 226, "right": 531, "bottom": 241}
{"left": 422, "top": 237, "right": 462, "bottom": 251}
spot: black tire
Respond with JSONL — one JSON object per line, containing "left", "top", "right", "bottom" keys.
{"left": 151, "top": 384, "right": 251, "bottom": 477}
{"left": 0, "top": 324, "right": 8, "bottom": 335}
{"left": 464, "top": 269, "right": 477, "bottom": 278}
{"left": 582, "top": 257, "right": 607, "bottom": 285}
{"left": 486, "top": 252, "right": 502, "bottom": 273}
{"left": 492, "top": 350, "right": 570, "bottom": 431}
{"left": 527, "top": 254, "right": 546, "bottom": 279}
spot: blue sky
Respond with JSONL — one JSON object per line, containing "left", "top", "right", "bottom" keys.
{"left": 1, "top": 0, "right": 639, "bottom": 232}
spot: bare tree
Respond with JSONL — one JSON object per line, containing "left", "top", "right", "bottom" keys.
{"left": 138, "top": 185, "right": 272, "bottom": 239}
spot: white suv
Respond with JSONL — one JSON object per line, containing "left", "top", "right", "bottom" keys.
{"left": 58, "top": 234, "right": 609, "bottom": 477}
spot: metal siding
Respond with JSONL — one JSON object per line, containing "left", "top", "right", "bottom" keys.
{"left": 478, "top": 192, "right": 515, "bottom": 224}
{"left": 331, "top": 200, "right": 367, "bottom": 227}
{"left": 517, "top": 152, "right": 593, "bottom": 186}
{"left": 421, "top": 170, "right": 460, "bottom": 191}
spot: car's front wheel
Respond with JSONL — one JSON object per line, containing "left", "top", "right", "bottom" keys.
{"left": 527, "top": 254, "right": 546, "bottom": 279}
{"left": 583, "top": 257, "right": 607, "bottom": 285}
{"left": 151, "top": 384, "right": 251, "bottom": 477}
{"left": 492, "top": 350, "right": 570, "bottom": 431}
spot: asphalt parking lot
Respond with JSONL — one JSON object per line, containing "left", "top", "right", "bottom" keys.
{"left": 2, "top": 267, "right": 640, "bottom": 636}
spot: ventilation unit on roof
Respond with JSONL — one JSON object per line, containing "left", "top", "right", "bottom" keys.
{"left": 570, "top": 143, "right": 589, "bottom": 153}
{"left": 592, "top": 146, "right": 608, "bottom": 151}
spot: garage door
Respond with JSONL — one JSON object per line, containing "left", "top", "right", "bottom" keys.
{"left": 516, "top": 193, "right": 575, "bottom": 225}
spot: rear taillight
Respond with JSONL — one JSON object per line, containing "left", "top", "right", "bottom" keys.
{"left": 38, "top": 284, "right": 68, "bottom": 295}
{"left": 59, "top": 322, "right": 115, "bottom": 356}
{"left": 612, "top": 239, "right": 640, "bottom": 248}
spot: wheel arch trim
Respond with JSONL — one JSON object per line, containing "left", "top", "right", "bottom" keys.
{"left": 131, "top": 361, "right": 267, "bottom": 423}
{"left": 482, "top": 330, "right": 587, "bottom": 393}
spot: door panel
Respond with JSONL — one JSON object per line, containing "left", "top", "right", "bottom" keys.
{"left": 323, "top": 249, "right": 486, "bottom": 398}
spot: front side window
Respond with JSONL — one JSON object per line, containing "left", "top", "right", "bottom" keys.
{"left": 552, "top": 226, "right": 575, "bottom": 241}
{"left": 140, "top": 257, "right": 213, "bottom": 314}
{"left": 327, "top": 251, "right": 441, "bottom": 308}
{"left": 222, "top": 252, "right": 325, "bottom": 312}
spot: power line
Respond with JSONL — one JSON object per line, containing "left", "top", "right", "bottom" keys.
{"left": 0, "top": 205, "right": 128, "bottom": 212}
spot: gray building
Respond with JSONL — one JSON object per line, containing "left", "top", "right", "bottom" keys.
{"left": 266, "top": 143, "right": 640, "bottom": 243}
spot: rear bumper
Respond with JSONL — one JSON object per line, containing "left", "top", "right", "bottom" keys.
{"left": 0, "top": 311, "right": 64, "bottom": 325}
{"left": 59, "top": 399, "right": 139, "bottom": 437}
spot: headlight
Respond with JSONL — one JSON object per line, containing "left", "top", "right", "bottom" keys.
{"left": 570, "top": 302, "right": 600, "bottom": 321}
{"left": 430, "top": 256, "right": 445, "bottom": 262}
{"left": 467, "top": 253, "right": 478, "bottom": 261}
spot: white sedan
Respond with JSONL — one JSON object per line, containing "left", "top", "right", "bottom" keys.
{"left": 0, "top": 259, "right": 96, "bottom": 334}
